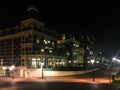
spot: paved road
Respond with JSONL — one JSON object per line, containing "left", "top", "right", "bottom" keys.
{"left": 0, "top": 81, "right": 120, "bottom": 90}
{"left": 0, "top": 68, "right": 119, "bottom": 90}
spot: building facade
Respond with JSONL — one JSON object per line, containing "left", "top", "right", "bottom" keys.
{"left": 57, "top": 34, "right": 85, "bottom": 69}
{"left": 0, "top": 5, "right": 86, "bottom": 71}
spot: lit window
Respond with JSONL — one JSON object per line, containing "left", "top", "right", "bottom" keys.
{"left": 37, "top": 58, "right": 40, "bottom": 60}
{"left": 88, "top": 61, "right": 90, "bottom": 63}
{"left": 49, "top": 50, "right": 52, "bottom": 53}
{"left": 62, "top": 36, "right": 65, "bottom": 40}
{"left": 32, "top": 58, "right": 36, "bottom": 68}
{"left": 66, "top": 52, "right": 70, "bottom": 56}
{"left": 90, "top": 51, "right": 93, "bottom": 55}
{"left": 36, "top": 39, "right": 40, "bottom": 43}
{"left": 41, "top": 49, "right": 44, "bottom": 52}
{"left": 48, "top": 40, "right": 50, "bottom": 44}
{"left": 76, "top": 45, "right": 79, "bottom": 47}
{"left": 57, "top": 41, "right": 60, "bottom": 44}
{"left": 73, "top": 52, "right": 76, "bottom": 54}
{"left": 62, "top": 34, "right": 66, "bottom": 40}
{"left": 44, "top": 40, "right": 47, "bottom": 44}
{"left": 74, "top": 44, "right": 76, "bottom": 46}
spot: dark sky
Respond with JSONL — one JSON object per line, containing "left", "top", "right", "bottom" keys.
{"left": 0, "top": 0, "right": 120, "bottom": 58}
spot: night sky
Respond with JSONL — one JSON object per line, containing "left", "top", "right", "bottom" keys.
{"left": 0, "top": 0, "right": 120, "bottom": 58}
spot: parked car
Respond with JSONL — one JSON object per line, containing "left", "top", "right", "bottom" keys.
{"left": 113, "top": 72, "right": 120, "bottom": 83}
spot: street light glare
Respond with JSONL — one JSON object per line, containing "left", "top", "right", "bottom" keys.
{"left": 112, "top": 57, "right": 120, "bottom": 62}
{"left": 113, "top": 57, "right": 116, "bottom": 60}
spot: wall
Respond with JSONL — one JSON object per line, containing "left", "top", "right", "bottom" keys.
{"left": 23, "top": 68, "right": 99, "bottom": 78}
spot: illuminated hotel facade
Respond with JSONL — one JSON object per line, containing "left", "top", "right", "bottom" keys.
{"left": 0, "top": 5, "right": 85, "bottom": 70}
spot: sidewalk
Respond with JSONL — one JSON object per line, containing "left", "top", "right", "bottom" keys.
{"left": 0, "top": 76, "right": 111, "bottom": 84}
{"left": 0, "top": 77, "right": 35, "bottom": 82}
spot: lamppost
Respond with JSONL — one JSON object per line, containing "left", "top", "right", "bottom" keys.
{"left": 2, "top": 66, "right": 6, "bottom": 76}
{"left": 107, "top": 58, "right": 113, "bottom": 83}
{"left": 41, "top": 62, "right": 44, "bottom": 79}
{"left": 91, "top": 59, "right": 95, "bottom": 81}
{"left": 9, "top": 65, "right": 15, "bottom": 79}
{"left": 110, "top": 57, "right": 120, "bottom": 83}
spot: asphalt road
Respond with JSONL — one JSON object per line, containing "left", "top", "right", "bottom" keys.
{"left": 0, "top": 82, "right": 120, "bottom": 90}
{"left": 0, "top": 68, "right": 120, "bottom": 90}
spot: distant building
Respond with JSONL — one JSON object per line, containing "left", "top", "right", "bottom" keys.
{"left": 57, "top": 34, "right": 85, "bottom": 68}
{"left": 79, "top": 35, "right": 96, "bottom": 69}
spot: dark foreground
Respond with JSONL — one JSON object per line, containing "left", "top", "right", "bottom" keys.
{"left": 0, "top": 82, "right": 120, "bottom": 90}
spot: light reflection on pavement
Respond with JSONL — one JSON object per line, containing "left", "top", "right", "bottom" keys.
{"left": 0, "top": 77, "right": 119, "bottom": 90}
{"left": 0, "top": 76, "right": 110, "bottom": 84}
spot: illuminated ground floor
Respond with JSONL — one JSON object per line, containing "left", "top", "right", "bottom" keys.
{"left": 21, "top": 54, "right": 84, "bottom": 69}
{"left": 0, "top": 54, "right": 84, "bottom": 77}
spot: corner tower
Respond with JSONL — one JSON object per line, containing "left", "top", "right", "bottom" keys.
{"left": 26, "top": 4, "right": 39, "bottom": 19}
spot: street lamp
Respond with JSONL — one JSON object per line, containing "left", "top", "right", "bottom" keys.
{"left": 9, "top": 65, "right": 15, "bottom": 79}
{"left": 41, "top": 62, "right": 44, "bottom": 79}
{"left": 109, "top": 57, "right": 120, "bottom": 83}
{"left": 112, "top": 57, "right": 116, "bottom": 61}
{"left": 91, "top": 59, "right": 95, "bottom": 65}
{"left": 90, "top": 59, "right": 95, "bottom": 81}
{"left": 2, "top": 66, "right": 6, "bottom": 76}
{"left": 107, "top": 58, "right": 114, "bottom": 83}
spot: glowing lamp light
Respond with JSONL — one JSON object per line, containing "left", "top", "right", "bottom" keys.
{"left": 2, "top": 66, "right": 7, "bottom": 70}
{"left": 91, "top": 59, "right": 95, "bottom": 64}
{"left": 11, "top": 65, "right": 15, "bottom": 69}
{"left": 112, "top": 57, "right": 116, "bottom": 61}
{"left": 41, "top": 62, "right": 44, "bottom": 66}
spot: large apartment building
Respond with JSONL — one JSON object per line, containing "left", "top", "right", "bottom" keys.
{"left": 0, "top": 4, "right": 86, "bottom": 70}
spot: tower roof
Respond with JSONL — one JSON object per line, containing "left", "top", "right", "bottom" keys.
{"left": 26, "top": 3, "right": 39, "bottom": 19}
{"left": 26, "top": 4, "right": 39, "bottom": 12}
